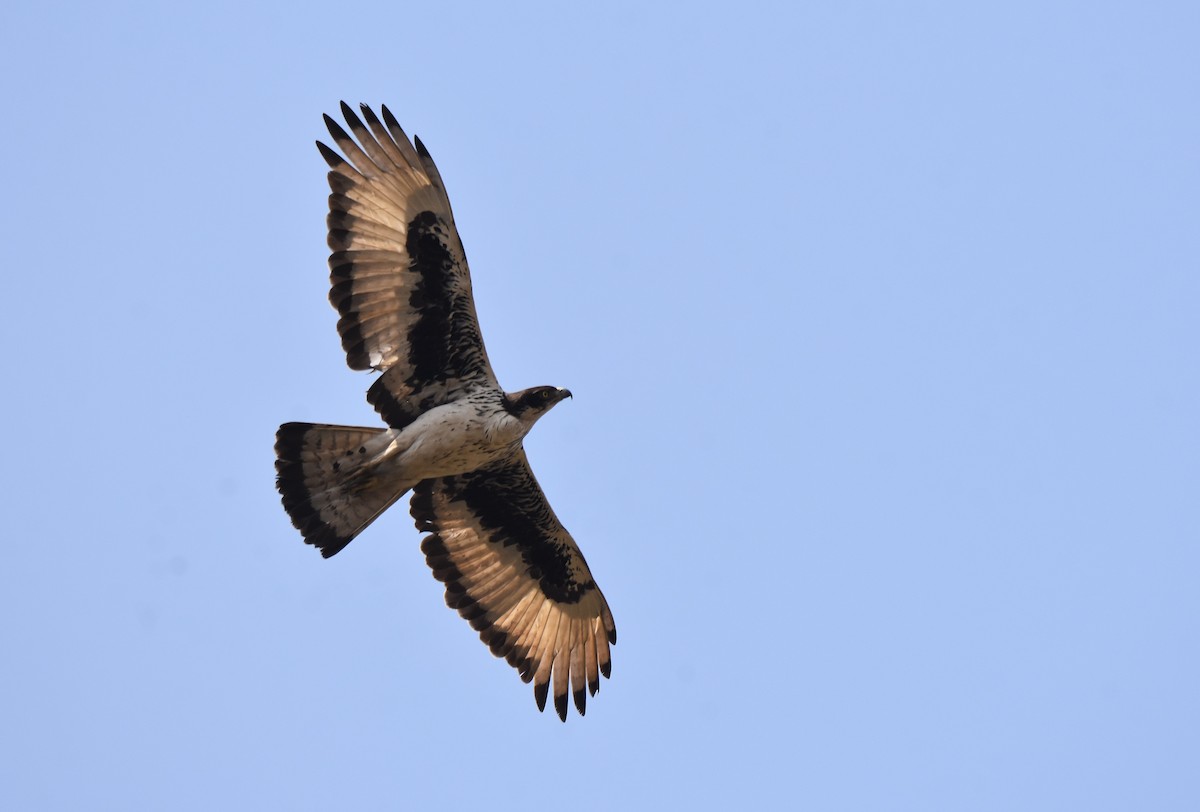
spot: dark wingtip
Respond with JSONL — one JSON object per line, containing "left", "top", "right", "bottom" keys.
{"left": 323, "top": 112, "right": 352, "bottom": 144}
{"left": 339, "top": 101, "right": 368, "bottom": 137}
{"left": 534, "top": 681, "right": 549, "bottom": 712}
{"left": 573, "top": 687, "right": 587, "bottom": 716}
{"left": 600, "top": 660, "right": 611, "bottom": 679}
{"left": 316, "top": 140, "right": 344, "bottom": 168}
{"left": 359, "top": 103, "right": 383, "bottom": 129}
{"left": 554, "top": 692, "right": 568, "bottom": 722}
{"left": 381, "top": 104, "right": 403, "bottom": 133}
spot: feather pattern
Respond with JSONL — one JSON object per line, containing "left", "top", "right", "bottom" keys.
{"left": 411, "top": 452, "right": 616, "bottom": 720}
{"left": 319, "top": 102, "right": 497, "bottom": 429}
{"left": 274, "top": 422, "right": 409, "bottom": 557}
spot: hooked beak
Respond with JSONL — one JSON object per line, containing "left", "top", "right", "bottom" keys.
{"left": 559, "top": 388, "right": 573, "bottom": 400}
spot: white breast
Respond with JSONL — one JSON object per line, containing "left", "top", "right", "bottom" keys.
{"left": 391, "top": 398, "right": 525, "bottom": 480}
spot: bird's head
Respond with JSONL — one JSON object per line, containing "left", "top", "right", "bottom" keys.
{"left": 504, "top": 386, "right": 573, "bottom": 425}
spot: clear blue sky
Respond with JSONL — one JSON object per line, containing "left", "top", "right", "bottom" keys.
{"left": 2, "top": 1, "right": 1197, "bottom": 809}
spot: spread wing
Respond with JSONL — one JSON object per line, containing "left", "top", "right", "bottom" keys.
{"left": 410, "top": 451, "right": 617, "bottom": 721}
{"left": 319, "top": 102, "right": 498, "bottom": 429}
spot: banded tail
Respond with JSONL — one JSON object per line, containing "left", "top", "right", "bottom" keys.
{"left": 274, "top": 422, "right": 409, "bottom": 557}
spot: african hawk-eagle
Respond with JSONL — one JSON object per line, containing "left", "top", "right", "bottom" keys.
{"left": 275, "top": 103, "right": 616, "bottom": 721}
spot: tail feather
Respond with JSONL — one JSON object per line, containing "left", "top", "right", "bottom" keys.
{"left": 275, "top": 422, "right": 409, "bottom": 557}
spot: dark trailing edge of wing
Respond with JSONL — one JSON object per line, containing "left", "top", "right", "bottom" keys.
{"left": 413, "top": 491, "right": 554, "bottom": 693}
{"left": 411, "top": 463, "right": 615, "bottom": 721}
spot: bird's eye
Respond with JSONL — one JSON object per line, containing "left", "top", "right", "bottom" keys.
{"left": 540, "top": 389, "right": 553, "bottom": 400}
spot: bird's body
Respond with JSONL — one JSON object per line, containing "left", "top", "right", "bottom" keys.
{"left": 391, "top": 393, "right": 526, "bottom": 476}
{"left": 275, "top": 103, "right": 615, "bottom": 721}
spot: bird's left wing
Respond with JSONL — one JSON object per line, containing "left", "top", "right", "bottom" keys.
{"left": 410, "top": 450, "right": 616, "bottom": 721}
{"left": 318, "top": 102, "right": 498, "bottom": 429}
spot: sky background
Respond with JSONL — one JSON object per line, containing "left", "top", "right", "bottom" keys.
{"left": 2, "top": 1, "right": 1197, "bottom": 809}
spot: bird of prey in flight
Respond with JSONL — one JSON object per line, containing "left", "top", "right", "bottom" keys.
{"left": 275, "top": 103, "right": 616, "bottom": 720}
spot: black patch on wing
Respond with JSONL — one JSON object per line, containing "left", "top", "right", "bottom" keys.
{"left": 452, "top": 471, "right": 594, "bottom": 605}
{"left": 405, "top": 210, "right": 455, "bottom": 385}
